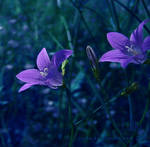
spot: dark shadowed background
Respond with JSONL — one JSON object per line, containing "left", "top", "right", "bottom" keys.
{"left": 0, "top": 0, "right": 150, "bottom": 146}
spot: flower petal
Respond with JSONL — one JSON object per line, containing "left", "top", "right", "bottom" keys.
{"left": 46, "top": 65, "right": 63, "bottom": 87}
{"left": 19, "top": 83, "right": 34, "bottom": 92}
{"left": 51, "top": 49, "right": 73, "bottom": 67}
{"left": 99, "top": 49, "right": 130, "bottom": 63}
{"left": 130, "top": 19, "right": 149, "bottom": 47}
{"left": 47, "top": 83, "right": 58, "bottom": 89}
{"left": 142, "top": 36, "right": 150, "bottom": 52}
{"left": 120, "top": 58, "right": 137, "bottom": 68}
{"left": 36, "top": 48, "right": 51, "bottom": 71}
{"left": 107, "top": 32, "right": 129, "bottom": 50}
{"left": 16, "top": 69, "right": 44, "bottom": 84}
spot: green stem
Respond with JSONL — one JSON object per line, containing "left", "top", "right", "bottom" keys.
{"left": 70, "top": 0, "right": 98, "bottom": 49}
{"left": 94, "top": 65, "right": 127, "bottom": 145}
{"left": 83, "top": 6, "right": 105, "bottom": 22}
{"left": 75, "top": 100, "right": 104, "bottom": 126}
{"left": 0, "top": 113, "right": 6, "bottom": 147}
{"left": 75, "top": 91, "right": 121, "bottom": 126}
{"left": 114, "top": 0, "right": 150, "bottom": 34}
{"left": 125, "top": 0, "right": 139, "bottom": 33}
{"left": 128, "top": 95, "right": 134, "bottom": 131}
{"left": 49, "top": 32, "right": 64, "bottom": 49}
{"left": 97, "top": 80, "right": 127, "bottom": 145}
{"left": 110, "top": 0, "right": 121, "bottom": 31}
{"left": 141, "top": 0, "right": 150, "bottom": 18}
{"left": 61, "top": 16, "right": 74, "bottom": 50}
{"left": 124, "top": 70, "right": 134, "bottom": 133}
{"left": 138, "top": 97, "right": 149, "bottom": 127}
{"left": 69, "top": 125, "right": 75, "bottom": 147}
{"left": 129, "top": 97, "right": 150, "bottom": 143}
{"left": 64, "top": 84, "right": 74, "bottom": 147}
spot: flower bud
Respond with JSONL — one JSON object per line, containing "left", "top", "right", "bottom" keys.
{"left": 121, "top": 82, "right": 139, "bottom": 96}
{"left": 86, "top": 45, "right": 97, "bottom": 70}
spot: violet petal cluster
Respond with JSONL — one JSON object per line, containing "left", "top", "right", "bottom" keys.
{"left": 99, "top": 19, "right": 150, "bottom": 68}
{"left": 16, "top": 48, "right": 73, "bottom": 92}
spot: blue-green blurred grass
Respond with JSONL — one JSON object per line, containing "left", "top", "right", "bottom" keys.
{"left": 0, "top": 0, "right": 150, "bottom": 146}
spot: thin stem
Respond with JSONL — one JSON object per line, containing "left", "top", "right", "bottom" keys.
{"left": 128, "top": 95, "right": 134, "bottom": 131}
{"left": 138, "top": 97, "right": 149, "bottom": 127}
{"left": 83, "top": 6, "right": 105, "bottom": 21}
{"left": 124, "top": 70, "right": 135, "bottom": 145}
{"left": 97, "top": 80, "right": 127, "bottom": 145}
{"left": 114, "top": 0, "right": 150, "bottom": 34}
{"left": 61, "top": 16, "right": 74, "bottom": 50}
{"left": 48, "top": 32, "right": 64, "bottom": 49}
{"left": 70, "top": 0, "right": 98, "bottom": 49}
{"left": 75, "top": 100, "right": 104, "bottom": 126}
{"left": 110, "top": 0, "right": 121, "bottom": 31}
{"left": 92, "top": 64, "right": 127, "bottom": 144}
{"left": 85, "top": 50, "right": 127, "bottom": 144}
{"left": 0, "top": 112, "right": 6, "bottom": 147}
{"left": 124, "top": 70, "right": 134, "bottom": 132}
{"left": 129, "top": 97, "right": 150, "bottom": 143}
{"left": 141, "top": 0, "right": 150, "bottom": 18}
{"left": 125, "top": 0, "right": 139, "bottom": 32}
{"left": 106, "top": 0, "right": 113, "bottom": 18}
{"left": 63, "top": 84, "right": 75, "bottom": 147}
{"left": 69, "top": 126, "right": 75, "bottom": 147}
{"left": 75, "top": 89, "right": 121, "bottom": 126}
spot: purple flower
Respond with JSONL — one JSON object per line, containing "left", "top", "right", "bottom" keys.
{"left": 16, "top": 48, "right": 73, "bottom": 92}
{"left": 99, "top": 19, "right": 150, "bottom": 68}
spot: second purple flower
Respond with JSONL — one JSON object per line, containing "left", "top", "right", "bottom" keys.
{"left": 99, "top": 19, "right": 150, "bottom": 68}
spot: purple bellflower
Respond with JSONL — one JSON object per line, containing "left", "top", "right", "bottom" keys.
{"left": 99, "top": 19, "right": 150, "bottom": 68}
{"left": 16, "top": 48, "right": 73, "bottom": 92}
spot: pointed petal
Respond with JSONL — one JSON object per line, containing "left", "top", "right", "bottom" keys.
{"left": 16, "top": 69, "right": 44, "bottom": 84}
{"left": 107, "top": 32, "right": 129, "bottom": 50}
{"left": 130, "top": 19, "right": 149, "bottom": 47}
{"left": 51, "top": 49, "right": 73, "bottom": 67}
{"left": 46, "top": 65, "right": 63, "bottom": 87}
{"left": 19, "top": 83, "right": 34, "bottom": 92}
{"left": 48, "top": 83, "right": 58, "bottom": 89}
{"left": 142, "top": 36, "right": 150, "bottom": 52}
{"left": 36, "top": 48, "right": 51, "bottom": 71}
{"left": 120, "top": 58, "right": 137, "bottom": 68}
{"left": 99, "top": 49, "right": 130, "bottom": 63}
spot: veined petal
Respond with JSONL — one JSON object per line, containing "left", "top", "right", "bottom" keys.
{"left": 19, "top": 83, "right": 34, "bottom": 92}
{"left": 107, "top": 32, "right": 129, "bottom": 50}
{"left": 16, "top": 69, "right": 44, "bottom": 84}
{"left": 46, "top": 65, "right": 63, "bottom": 87}
{"left": 51, "top": 49, "right": 73, "bottom": 67}
{"left": 47, "top": 83, "right": 58, "bottom": 89}
{"left": 130, "top": 19, "right": 149, "bottom": 47}
{"left": 36, "top": 48, "right": 51, "bottom": 71}
{"left": 99, "top": 49, "right": 130, "bottom": 63}
{"left": 142, "top": 36, "right": 150, "bottom": 52}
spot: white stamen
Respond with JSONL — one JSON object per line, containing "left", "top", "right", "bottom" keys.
{"left": 125, "top": 45, "right": 138, "bottom": 55}
{"left": 40, "top": 68, "right": 48, "bottom": 77}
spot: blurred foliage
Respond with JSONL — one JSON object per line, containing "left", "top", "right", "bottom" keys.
{"left": 0, "top": 0, "right": 150, "bottom": 146}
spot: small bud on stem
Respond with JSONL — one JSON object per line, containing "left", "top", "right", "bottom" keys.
{"left": 86, "top": 45, "right": 98, "bottom": 70}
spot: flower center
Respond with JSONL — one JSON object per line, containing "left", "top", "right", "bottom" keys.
{"left": 125, "top": 45, "right": 139, "bottom": 56}
{"left": 40, "top": 68, "right": 48, "bottom": 77}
